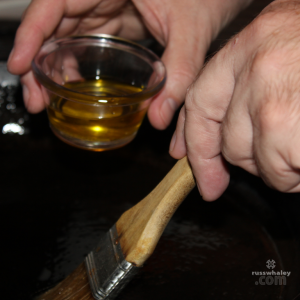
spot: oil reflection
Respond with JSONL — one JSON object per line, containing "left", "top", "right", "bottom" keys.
{"left": 2, "top": 122, "right": 25, "bottom": 135}
{"left": 0, "top": 62, "right": 30, "bottom": 135}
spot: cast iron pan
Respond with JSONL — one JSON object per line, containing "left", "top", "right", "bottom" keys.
{"left": 1, "top": 82, "right": 300, "bottom": 300}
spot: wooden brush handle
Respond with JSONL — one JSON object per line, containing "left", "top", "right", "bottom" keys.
{"left": 116, "top": 156, "right": 195, "bottom": 267}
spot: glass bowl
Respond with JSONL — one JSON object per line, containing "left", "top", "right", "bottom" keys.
{"left": 32, "top": 34, "right": 166, "bottom": 151}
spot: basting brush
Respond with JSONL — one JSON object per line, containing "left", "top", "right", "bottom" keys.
{"left": 37, "top": 157, "right": 195, "bottom": 300}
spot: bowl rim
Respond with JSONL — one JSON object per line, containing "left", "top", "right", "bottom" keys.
{"left": 31, "top": 34, "right": 166, "bottom": 106}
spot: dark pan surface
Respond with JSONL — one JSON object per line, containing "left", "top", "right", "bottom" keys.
{"left": 1, "top": 88, "right": 300, "bottom": 300}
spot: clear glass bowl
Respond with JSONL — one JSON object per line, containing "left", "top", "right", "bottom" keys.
{"left": 32, "top": 34, "right": 166, "bottom": 151}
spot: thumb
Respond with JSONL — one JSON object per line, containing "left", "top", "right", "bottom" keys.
{"left": 147, "top": 24, "right": 209, "bottom": 130}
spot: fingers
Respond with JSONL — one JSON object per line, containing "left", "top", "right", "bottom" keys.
{"left": 144, "top": 0, "right": 253, "bottom": 130}
{"left": 7, "top": 0, "right": 131, "bottom": 76}
{"left": 20, "top": 71, "right": 46, "bottom": 113}
{"left": 227, "top": 9, "right": 300, "bottom": 192}
{"left": 221, "top": 72, "right": 259, "bottom": 177}
{"left": 170, "top": 45, "right": 236, "bottom": 201}
{"left": 7, "top": 0, "right": 66, "bottom": 74}
{"left": 170, "top": 4, "right": 300, "bottom": 199}
{"left": 147, "top": 11, "right": 209, "bottom": 130}
{"left": 247, "top": 55, "right": 300, "bottom": 192}
{"left": 254, "top": 111, "right": 300, "bottom": 193}
{"left": 169, "top": 16, "right": 264, "bottom": 200}
{"left": 7, "top": 0, "right": 129, "bottom": 114}
{"left": 169, "top": 105, "right": 187, "bottom": 159}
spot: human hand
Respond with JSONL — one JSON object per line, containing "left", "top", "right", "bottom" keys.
{"left": 7, "top": 0, "right": 251, "bottom": 129}
{"left": 170, "top": 1, "right": 300, "bottom": 200}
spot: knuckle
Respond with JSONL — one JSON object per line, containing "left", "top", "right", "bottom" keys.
{"left": 184, "top": 77, "right": 208, "bottom": 116}
{"left": 249, "top": 56, "right": 300, "bottom": 133}
{"left": 250, "top": 49, "right": 285, "bottom": 82}
{"left": 172, "top": 61, "right": 199, "bottom": 86}
{"left": 168, "top": 64, "right": 199, "bottom": 102}
{"left": 255, "top": 145, "right": 300, "bottom": 192}
{"left": 253, "top": 81, "right": 300, "bottom": 134}
{"left": 257, "top": 101, "right": 286, "bottom": 133}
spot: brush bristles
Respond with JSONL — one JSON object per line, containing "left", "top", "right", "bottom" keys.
{"left": 36, "top": 263, "right": 94, "bottom": 300}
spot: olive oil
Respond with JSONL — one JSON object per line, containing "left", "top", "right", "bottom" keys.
{"left": 47, "top": 79, "right": 148, "bottom": 151}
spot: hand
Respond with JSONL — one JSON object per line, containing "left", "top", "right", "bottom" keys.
{"left": 7, "top": 0, "right": 250, "bottom": 129}
{"left": 170, "top": 1, "right": 300, "bottom": 200}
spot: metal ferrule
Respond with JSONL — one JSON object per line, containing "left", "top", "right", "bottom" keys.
{"left": 85, "top": 224, "right": 139, "bottom": 300}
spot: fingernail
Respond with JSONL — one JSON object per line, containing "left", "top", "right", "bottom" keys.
{"left": 161, "top": 98, "right": 178, "bottom": 125}
{"left": 169, "top": 131, "right": 177, "bottom": 153}
{"left": 22, "top": 85, "right": 29, "bottom": 108}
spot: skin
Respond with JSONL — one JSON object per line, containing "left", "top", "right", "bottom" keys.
{"left": 7, "top": 0, "right": 251, "bottom": 129}
{"left": 170, "top": 0, "right": 300, "bottom": 200}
